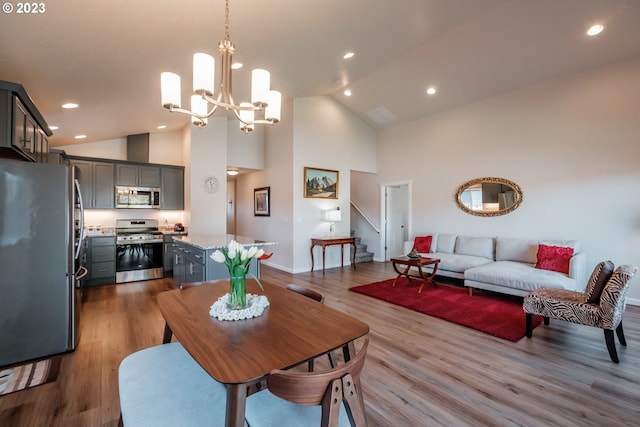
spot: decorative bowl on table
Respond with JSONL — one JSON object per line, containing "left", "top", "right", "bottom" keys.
{"left": 407, "top": 249, "right": 420, "bottom": 258}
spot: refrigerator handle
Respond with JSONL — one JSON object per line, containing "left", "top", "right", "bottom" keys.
{"left": 74, "top": 178, "right": 85, "bottom": 260}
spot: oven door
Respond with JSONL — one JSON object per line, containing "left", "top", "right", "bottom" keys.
{"left": 115, "top": 240, "right": 164, "bottom": 283}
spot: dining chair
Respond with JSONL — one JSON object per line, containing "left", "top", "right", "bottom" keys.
{"left": 245, "top": 339, "right": 369, "bottom": 427}
{"left": 286, "top": 284, "right": 338, "bottom": 371}
{"left": 162, "top": 281, "right": 209, "bottom": 343}
{"left": 118, "top": 342, "right": 245, "bottom": 427}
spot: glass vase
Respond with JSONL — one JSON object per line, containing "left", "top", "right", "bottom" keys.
{"left": 228, "top": 274, "right": 247, "bottom": 310}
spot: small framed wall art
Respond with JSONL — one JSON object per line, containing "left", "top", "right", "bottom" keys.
{"left": 254, "top": 187, "right": 270, "bottom": 216}
{"left": 304, "top": 167, "right": 339, "bottom": 199}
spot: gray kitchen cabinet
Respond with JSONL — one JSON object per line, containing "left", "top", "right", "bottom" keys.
{"left": 171, "top": 240, "right": 205, "bottom": 287}
{"left": 163, "top": 234, "right": 178, "bottom": 277}
{"left": 36, "top": 128, "right": 49, "bottom": 163}
{"left": 0, "top": 81, "right": 52, "bottom": 162}
{"left": 160, "top": 166, "right": 184, "bottom": 210}
{"left": 71, "top": 159, "right": 115, "bottom": 209}
{"left": 116, "top": 163, "right": 161, "bottom": 187}
{"left": 83, "top": 236, "right": 116, "bottom": 286}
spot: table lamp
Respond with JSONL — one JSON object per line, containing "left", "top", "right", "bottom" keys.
{"left": 322, "top": 207, "right": 341, "bottom": 236}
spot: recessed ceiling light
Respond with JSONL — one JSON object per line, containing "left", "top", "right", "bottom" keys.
{"left": 157, "top": 125, "right": 167, "bottom": 129}
{"left": 62, "top": 103, "right": 79, "bottom": 109}
{"left": 587, "top": 24, "right": 604, "bottom": 36}
{"left": 226, "top": 169, "right": 239, "bottom": 176}
{"left": 344, "top": 89, "right": 352, "bottom": 97}
{"left": 232, "top": 62, "right": 243, "bottom": 69}
{"left": 49, "top": 125, "right": 59, "bottom": 130}
{"left": 343, "top": 52, "right": 355, "bottom": 59}
{"left": 426, "top": 87, "right": 437, "bottom": 95}
{"left": 74, "top": 135, "right": 87, "bottom": 139}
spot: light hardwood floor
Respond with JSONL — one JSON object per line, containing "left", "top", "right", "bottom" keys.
{"left": 1, "top": 261, "right": 639, "bottom": 426}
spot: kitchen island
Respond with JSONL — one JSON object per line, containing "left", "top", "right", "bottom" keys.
{"left": 170, "top": 235, "right": 277, "bottom": 288}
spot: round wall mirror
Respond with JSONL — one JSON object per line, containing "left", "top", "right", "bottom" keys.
{"left": 455, "top": 177, "right": 522, "bottom": 217}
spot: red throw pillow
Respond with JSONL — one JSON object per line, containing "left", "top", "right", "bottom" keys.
{"left": 412, "top": 236, "right": 432, "bottom": 253}
{"left": 535, "top": 244, "right": 574, "bottom": 274}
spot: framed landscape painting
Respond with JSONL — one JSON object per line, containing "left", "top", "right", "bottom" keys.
{"left": 254, "top": 187, "right": 270, "bottom": 216}
{"left": 304, "top": 167, "right": 339, "bottom": 199}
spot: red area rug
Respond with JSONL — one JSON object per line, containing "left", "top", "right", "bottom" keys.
{"left": 349, "top": 277, "right": 541, "bottom": 342}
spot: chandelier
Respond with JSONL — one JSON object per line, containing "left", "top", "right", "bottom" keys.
{"left": 160, "top": 0, "right": 281, "bottom": 133}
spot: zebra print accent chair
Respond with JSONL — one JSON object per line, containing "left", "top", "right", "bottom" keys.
{"left": 523, "top": 263, "right": 637, "bottom": 363}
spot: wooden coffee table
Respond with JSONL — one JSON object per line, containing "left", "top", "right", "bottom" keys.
{"left": 390, "top": 255, "right": 440, "bottom": 293}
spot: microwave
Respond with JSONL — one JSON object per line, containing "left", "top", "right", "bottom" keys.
{"left": 115, "top": 186, "right": 161, "bottom": 209}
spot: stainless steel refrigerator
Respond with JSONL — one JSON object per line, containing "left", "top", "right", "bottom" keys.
{"left": 0, "top": 159, "right": 85, "bottom": 367}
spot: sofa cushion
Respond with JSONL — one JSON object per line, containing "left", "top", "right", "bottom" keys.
{"left": 465, "top": 261, "right": 577, "bottom": 293}
{"left": 436, "top": 234, "right": 457, "bottom": 254}
{"left": 412, "top": 235, "right": 433, "bottom": 253}
{"left": 431, "top": 252, "right": 493, "bottom": 273}
{"left": 535, "top": 244, "right": 574, "bottom": 274}
{"left": 583, "top": 260, "right": 615, "bottom": 303}
{"left": 455, "top": 236, "right": 494, "bottom": 260}
{"left": 541, "top": 239, "right": 581, "bottom": 254}
{"left": 495, "top": 238, "right": 538, "bottom": 263}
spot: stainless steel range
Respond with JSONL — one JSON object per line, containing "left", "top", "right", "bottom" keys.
{"left": 115, "top": 219, "right": 164, "bottom": 283}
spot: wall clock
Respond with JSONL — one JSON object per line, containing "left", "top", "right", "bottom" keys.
{"left": 203, "top": 175, "right": 219, "bottom": 193}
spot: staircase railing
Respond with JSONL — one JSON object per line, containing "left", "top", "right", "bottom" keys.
{"left": 350, "top": 201, "right": 380, "bottom": 234}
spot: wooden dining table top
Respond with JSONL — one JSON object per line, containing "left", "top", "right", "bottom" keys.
{"left": 157, "top": 279, "right": 370, "bottom": 385}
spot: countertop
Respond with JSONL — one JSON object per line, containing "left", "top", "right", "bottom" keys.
{"left": 172, "top": 234, "right": 278, "bottom": 251}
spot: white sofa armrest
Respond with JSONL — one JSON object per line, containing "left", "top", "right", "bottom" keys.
{"left": 569, "top": 252, "right": 587, "bottom": 290}
{"left": 403, "top": 241, "right": 413, "bottom": 254}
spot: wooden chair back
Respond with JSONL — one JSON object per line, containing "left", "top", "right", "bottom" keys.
{"left": 266, "top": 339, "right": 369, "bottom": 427}
{"left": 287, "top": 283, "right": 325, "bottom": 303}
{"left": 286, "top": 284, "right": 338, "bottom": 370}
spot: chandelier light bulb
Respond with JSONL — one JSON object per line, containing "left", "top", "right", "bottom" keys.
{"left": 161, "top": 72, "right": 181, "bottom": 108}
{"left": 191, "top": 95, "right": 208, "bottom": 127}
{"left": 193, "top": 53, "right": 215, "bottom": 95}
{"left": 239, "top": 102, "right": 255, "bottom": 132}
{"left": 265, "top": 91, "right": 281, "bottom": 123}
{"left": 251, "top": 69, "right": 271, "bottom": 107}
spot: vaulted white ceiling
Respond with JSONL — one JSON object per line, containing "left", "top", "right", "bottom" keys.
{"left": 1, "top": 0, "right": 639, "bottom": 146}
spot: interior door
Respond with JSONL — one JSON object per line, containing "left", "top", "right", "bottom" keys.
{"left": 385, "top": 185, "right": 409, "bottom": 260}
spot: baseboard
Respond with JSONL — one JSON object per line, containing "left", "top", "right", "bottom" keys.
{"left": 627, "top": 297, "right": 639, "bottom": 306}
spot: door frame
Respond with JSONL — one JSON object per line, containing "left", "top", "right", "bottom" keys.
{"left": 379, "top": 180, "right": 412, "bottom": 261}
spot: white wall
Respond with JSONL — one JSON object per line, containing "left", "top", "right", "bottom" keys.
{"left": 59, "top": 130, "right": 183, "bottom": 165}
{"left": 188, "top": 117, "right": 228, "bottom": 235}
{"left": 227, "top": 120, "right": 264, "bottom": 170}
{"left": 377, "top": 56, "right": 640, "bottom": 303}
{"left": 236, "top": 99, "right": 295, "bottom": 271}
{"left": 292, "top": 96, "right": 377, "bottom": 272}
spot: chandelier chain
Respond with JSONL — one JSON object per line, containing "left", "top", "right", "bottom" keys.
{"left": 224, "top": 0, "right": 230, "bottom": 42}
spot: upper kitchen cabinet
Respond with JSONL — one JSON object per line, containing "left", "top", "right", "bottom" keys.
{"left": 161, "top": 166, "right": 184, "bottom": 210}
{"left": 116, "top": 163, "right": 161, "bottom": 187}
{"left": 0, "top": 81, "right": 53, "bottom": 162}
{"left": 71, "top": 159, "right": 115, "bottom": 209}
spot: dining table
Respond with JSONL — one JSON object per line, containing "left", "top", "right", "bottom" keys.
{"left": 157, "top": 278, "right": 370, "bottom": 427}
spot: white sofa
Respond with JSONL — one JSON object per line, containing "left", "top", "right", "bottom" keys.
{"left": 403, "top": 234, "right": 587, "bottom": 297}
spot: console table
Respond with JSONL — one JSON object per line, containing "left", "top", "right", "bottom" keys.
{"left": 310, "top": 237, "right": 357, "bottom": 274}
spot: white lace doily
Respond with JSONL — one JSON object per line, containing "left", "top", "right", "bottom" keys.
{"left": 209, "top": 293, "right": 270, "bottom": 321}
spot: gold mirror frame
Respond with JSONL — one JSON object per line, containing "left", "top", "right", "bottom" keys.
{"left": 455, "top": 177, "right": 523, "bottom": 217}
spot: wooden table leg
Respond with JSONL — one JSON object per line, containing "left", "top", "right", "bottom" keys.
{"left": 322, "top": 245, "right": 326, "bottom": 275}
{"left": 310, "top": 244, "right": 315, "bottom": 272}
{"left": 391, "top": 262, "right": 412, "bottom": 287}
{"left": 417, "top": 261, "right": 439, "bottom": 293}
{"left": 225, "top": 383, "right": 247, "bottom": 427}
{"left": 351, "top": 241, "right": 357, "bottom": 269}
